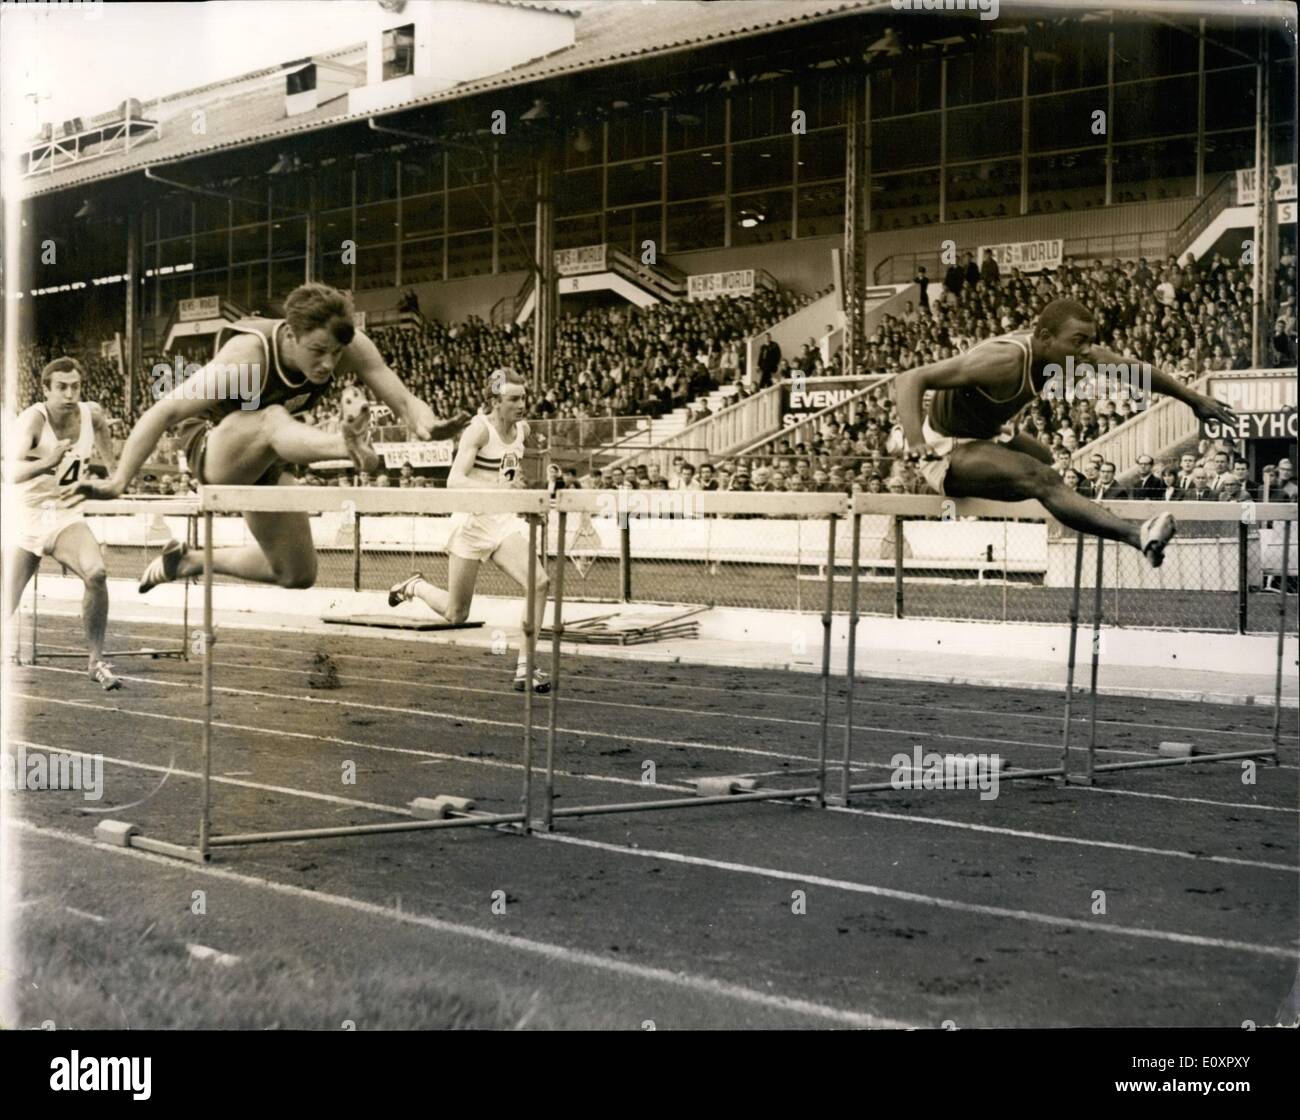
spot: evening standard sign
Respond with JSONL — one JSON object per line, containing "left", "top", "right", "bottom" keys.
{"left": 374, "top": 440, "right": 455, "bottom": 468}
{"left": 977, "top": 239, "right": 1063, "bottom": 273}
{"left": 554, "top": 245, "right": 607, "bottom": 276}
{"left": 1235, "top": 163, "right": 1297, "bottom": 205}
{"left": 177, "top": 296, "right": 220, "bottom": 322}
{"left": 688, "top": 270, "right": 757, "bottom": 299}
{"left": 782, "top": 378, "right": 868, "bottom": 427}
{"left": 1201, "top": 375, "right": 1298, "bottom": 440}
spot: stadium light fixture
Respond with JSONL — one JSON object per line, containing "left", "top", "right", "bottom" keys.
{"left": 520, "top": 98, "right": 550, "bottom": 122}
{"left": 573, "top": 126, "right": 593, "bottom": 154}
{"left": 74, "top": 199, "right": 96, "bottom": 220}
{"left": 865, "top": 28, "right": 902, "bottom": 58}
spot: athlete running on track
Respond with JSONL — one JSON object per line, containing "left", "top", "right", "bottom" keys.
{"left": 893, "top": 297, "right": 1239, "bottom": 566}
{"left": 6, "top": 357, "right": 123, "bottom": 689}
{"left": 77, "top": 283, "right": 469, "bottom": 592}
{"left": 388, "top": 368, "right": 551, "bottom": 693}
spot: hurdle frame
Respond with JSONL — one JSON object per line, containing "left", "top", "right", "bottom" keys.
{"left": 98, "top": 486, "right": 550, "bottom": 863}
{"left": 532, "top": 488, "right": 849, "bottom": 829}
{"left": 19, "top": 497, "right": 199, "bottom": 666}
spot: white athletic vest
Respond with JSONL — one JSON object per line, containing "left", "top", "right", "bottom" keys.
{"left": 19, "top": 402, "right": 95, "bottom": 509}
{"left": 469, "top": 415, "right": 525, "bottom": 485}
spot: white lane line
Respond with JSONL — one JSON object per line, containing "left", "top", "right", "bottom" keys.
{"left": 15, "top": 682, "right": 1297, "bottom": 828}
{"left": 186, "top": 944, "right": 241, "bottom": 967}
{"left": 63, "top": 906, "right": 107, "bottom": 924}
{"left": 15, "top": 819, "right": 908, "bottom": 1029}
{"left": 535, "top": 833, "right": 1300, "bottom": 960}
{"left": 824, "top": 804, "right": 1298, "bottom": 874}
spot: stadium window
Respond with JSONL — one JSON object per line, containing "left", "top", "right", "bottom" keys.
{"left": 1029, "top": 90, "right": 1106, "bottom": 152}
{"left": 666, "top": 91, "right": 725, "bottom": 152}
{"left": 555, "top": 214, "right": 601, "bottom": 250}
{"left": 356, "top": 157, "right": 399, "bottom": 204}
{"left": 355, "top": 201, "right": 398, "bottom": 244}
{"left": 604, "top": 205, "right": 659, "bottom": 255}
{"left": 193, "top": 232, "right": 227, "bottom": 272}
{"left": 230, "top": 223, "right": 268, "bottom": 265}
{"left": 606, "top": 159, "right": 661, "bottom": 208}
{"left": 382, "top": 24, "right": 415, "bottom": 82}
{"left": 195, "top": 194, "right": 229, "bottom": 232}
{"left": 315, "top": 163, "right": 353, "bottom": 210}
{"left": 1114, "top": 75, "right": 1197, "bottom": 142}
{"left": 355, "top": 243, "right": 396, "bottom": 291}
{"left": 160, "top": 238, "right": 191, "bottom": 269}
{"left": 607, "top": 107, "right": 662, "bottom": 164}
{"left": 230, "top": 187, "right": 265, "bottom": 228}
{"left": 317, "top": 207, "right": 353, "bottom": 256}
{"left": 731, "top": 136, "right": 794, "bottom": 193}
{"left": 401, "top": 192, "right": 444, "bottom": 239}
{"left": 271, "top": 217, "right": 307, "bottom": 259}
{"left": 319, "top": 240, "right": 351, "bottom": 290}
{"left": 446, "top": 230, "right": 492, "bottom": 279}
{"left": 873, "top": 113, "right": 940, "bottom": 170}
{"left": 1204, "top": 66, "right": 1257, "bottom": 132}
{"left": 159, "top": 197, "right": 191, "bottom": 240}
{"left": 555, "top": 168, "right": 600, "bottom": 217}
{"left": 946, "top": 102, "right": 1020, "bottom": 163}
{"left": 1112, "top": 139, "right": 1196, "bottom": 201}
{"left": 666, "top": 199, "right": 725, "bottom": 253}
{"left": 1031, "top": 26, "right": 1109, "bottom": 95}
{"left": 730, "top": 78, "right": 795, "bottom": 142}
{"left": 497, "top": 171, "right": 534, "bottom": 225}
{"left": 870, "top": 168, "right": 940, "bottom": 229}
{"left": 1201, "top": 130, "right": 1255, "bottom": 178}
{"left": 270, "top": 257, "right": 306, "bottom": 296}
{"left": 401, "top": 237, "right": 443, "bottom": 285}
{"left": 798, "top": 71, "right": 846, "bottom": 131}
{"left": 1026, "top": 149, "right": 1106, "bottom": 211}
{"left": 498, "top": 224, "right": 536, "bottom": 274}
{"left": 795, "top": 181, "right": 844, "bottom": 238}
{"left": 228, "top": 262, "right": 265, "bottom": 308}
{"left": 797, "top": 128, "right": 845, "bottom": 183}
{"left": 190, "top": 269, "right": 228, "bottom": 303}
{"left": 732, "top": 190, "right": 791, "bottom": 246}
{"left": 666, "top": 149, "right": 724, "bottom": 202}
{"left": 447, "top": 187, "right": 491, "bottom": 234}
{"left": 944, "top": 160, "right": 1021, "bottom": 221}
{"left": 270, "top": 174, "right": 310, "bottom": 215}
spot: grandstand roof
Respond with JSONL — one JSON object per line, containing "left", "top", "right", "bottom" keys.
{"left": 19, "top": 0, "right": 882, "bottom": 202}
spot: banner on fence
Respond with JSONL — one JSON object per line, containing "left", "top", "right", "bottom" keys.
{"left": 373, "top": 440, "right": 455, "bottom": 468}
{"left": 976, "top": 239, "right": 1063, "bottom": 273}
{"left": 1203, "top": 375, "right": 1299, "bottom": 440}
{"left": 1235, "top": 163, "right": 1297, "bottom": 205}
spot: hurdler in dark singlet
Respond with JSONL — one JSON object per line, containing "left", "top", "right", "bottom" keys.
{"left": 926, "top": 331, "right": 1048, "bottom": 439}
{"left": 174, "top": 318, "right": 358, "bottom": 483}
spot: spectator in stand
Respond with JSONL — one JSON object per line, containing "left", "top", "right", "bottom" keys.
{"left": 1217, "top": 476, "right": 1250, "bottom": 503}
{"left": 1132, "top": 455, "right": 1164, "bottom": 499}
{"left": 697, "top": 463, "right": 718, "bottom": 491}
{"left": 1159, "top": 465, "right": 1183, "bottom": 501}
{"left": 963, "top": 252, "right": 980, "bottom": 292}
{"left": 1231, "top": 459, "right": 1255, "bottom": 499}
{"left": 1092, "top": 462, "right": 1127, "bottom": 501}
{"left": 980, "top": 249, "right": 1000, "bottom": 289}
{"left": 914, "top": 265, "right": 930, "bottom": 311}
{"left": 757, "top": 332, "right": 782, "bottom": 387}
{"left": 673, "top": 462, "right": 697, "bottom": 490}
{"left": 1209, "top": 449, "right": 1232, "bottom": 491}
{"left": 943, "top": 257, "right": 964, "bottom": 304}
{"left": 1275, "top": 458, "right": 1297, "bottom": 500}
{"left": 1186, "top": 467, "right": 1215, "bottom": 502}
{"left": 1062, "top": 468, "right": 1082, "bottom": 492}
{"left": 1176, "top": 452, "right": 1197, "bottom": 490}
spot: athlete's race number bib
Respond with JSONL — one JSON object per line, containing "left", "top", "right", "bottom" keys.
{"left": 500, "top": 452, "right": 519, "bottom": 484}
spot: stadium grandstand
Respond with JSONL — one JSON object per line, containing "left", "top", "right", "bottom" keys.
{"left": 11, "top": 0, "right": 1295, "bottom": 497}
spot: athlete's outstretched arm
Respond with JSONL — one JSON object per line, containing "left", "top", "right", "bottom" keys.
{"left": 1085, "top": 344, "right": 1237, "bottom": 427}
{"left": 445, "top": 417, "right": 487, "bottom": 490}
{"left": 77, "top": 335, "right": 263, "bottom": 499}
{"left": 346, "top": 331, "right": 470, "bottom": 440}
{"left": 893, "top": 343, "right": 1024, "bottom": 452}
{"left": 89, "top": 402, "right": 118, "bottom": 476}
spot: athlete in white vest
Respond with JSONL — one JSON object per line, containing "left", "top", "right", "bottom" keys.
{"left": 4, "top": 357, "right": 122, "bottom": 689}
{"left": 388, "top": 368, "right": 552, "bottom": 692}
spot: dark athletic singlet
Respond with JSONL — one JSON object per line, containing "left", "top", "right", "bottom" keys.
{"left": 926, "top": 331, "right": 1045, "bottom": 440}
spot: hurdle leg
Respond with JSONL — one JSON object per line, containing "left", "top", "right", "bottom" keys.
{"left": 1085, "top": 534, "right": 1105, "bottom": 786}
{"left": 1060, "top": 532, "right": 1085, "bottom": 780}
{"left": 545, "top": 509, "right": 567, "bottom": 831}
{"left": 816, "top": 513, "right": 836, "bottom": 807}
{"left": 31, "top": 566, "right": 39, "bottom": 664}
{"left": 836, "top": 512, "right": 862, "bottom": 806}
{"left": 1273, "top": 519, "right": 1292, "bottom": 754}
{"left": 199, "top": 511, "right": 214, "bottom": 859}
{"left": 520, "top": 514, "right": 538, "bottom": 833}
{"left": 182, "top": 514, "right": 194, "bottom": 661}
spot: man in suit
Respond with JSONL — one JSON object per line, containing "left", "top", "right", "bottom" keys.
{"left": 1092, "top": 462, "right": 1128, "bottom": 501}
{"left": 757, "top": 333, "right": 782, "bottom": 386}
{"left": 1132, "top": 455, "right": 1164, "bottom": 499}
{"left": 1186, "top": 468, "right": 1216, "bottom": 502}
{"left": 1176, "top": 452, "right": 1197, "bottom": 491}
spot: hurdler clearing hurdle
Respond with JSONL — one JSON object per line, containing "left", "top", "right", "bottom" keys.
{"left": 76, "top": 283, "right": 469, "bottom": 594}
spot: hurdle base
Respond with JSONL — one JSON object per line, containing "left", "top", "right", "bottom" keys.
{"left": 322, "top": 613, "right": 484, "bottom": 632}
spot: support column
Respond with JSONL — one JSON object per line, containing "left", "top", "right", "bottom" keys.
{"left": 532, "top": 147, "right": 556, "bottom": 396}
{"left": 1251, "top": 31, "right": 1272, "bottom": 368}
{"left": 124, "top": 209, "right": 139, "bottom": 421}
{"left": 842, "top": 72, "right": 868, "bottom": 377}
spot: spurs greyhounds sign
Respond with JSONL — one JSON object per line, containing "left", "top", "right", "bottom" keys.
{"left": 1201, "top": 374, "right": 1299, "bottom": 440}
